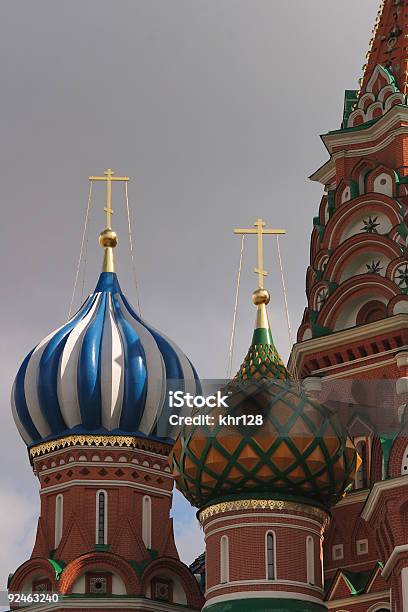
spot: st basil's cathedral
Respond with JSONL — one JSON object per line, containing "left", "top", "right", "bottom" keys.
{"left": 7, "top": 1, "right": 408, "bottom": 611}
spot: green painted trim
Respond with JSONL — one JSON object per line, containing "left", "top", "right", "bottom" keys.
{"left": 129, "top": 551, "right": 158, "bottom": 577}
{"left": 328, "top": 117, "right": 379, "bottom": 136}
{"left": 311, "top": 321, "right": 333, "bottom": 338}
{"left": 350, "top": 180, "right": 359, "bottom": 199}
{"left": 129, "top": 559, "right": 148, "bottom": 577}
{"left": 342, "top": 89, "right": 359, "bottom": 129}
{"left": 342, "top": 568, "right": 372, "bottom": 596}
{"left": 381, "top": 435, "right": 396, "bottom": 478}
{"left": 398, "top": 222, "right": 408, "bottom": 241}
{"left": 94, "top": 544, "right": 110, "bottom": 552}
{"left": 313, "top": 217, "right": 325, "bottom": 240}
{"left": 205, "top": 598, "right": 326, "bottom": 612}
{"left": 327, "top": 190, "right": 335, "bottom": 215}
{"left": 252, "top": 327, "right": 273, "bottom": 345}
{"left": 48, "top": 559, "right": 65, "bottom": 581}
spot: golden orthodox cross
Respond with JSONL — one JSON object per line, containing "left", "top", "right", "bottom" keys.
{"left": 89, "top": 168, "right": 130, "bottom": 228}
{"left": 234, "top": 219, "right": 286, "bottom": 288}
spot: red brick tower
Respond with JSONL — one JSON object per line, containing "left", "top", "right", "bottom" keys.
{"left": 8, "top": 170, "right": 204, "bottom": 611}
{"left": 171, "top": 256, "right": 358, "bottom": 612}
{"left": 290, "top": 1, "right": 408, "bottom": 609}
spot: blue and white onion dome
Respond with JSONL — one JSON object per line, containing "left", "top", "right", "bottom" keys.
{"left": 12, "top": 224, "right": 200, "bottom": 447}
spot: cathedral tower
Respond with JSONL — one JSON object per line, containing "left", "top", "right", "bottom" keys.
{"left": 8, "top": 170, "right": 204, "bottom": 611}
{"left": 290, "top": 1, "right": 408, "bottom": 609}
{"left": 171, "top": 220, "right": 359, "bottom": 612}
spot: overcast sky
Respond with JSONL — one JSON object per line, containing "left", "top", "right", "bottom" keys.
{"left": 0, "top": 0, "right": 380, "bottom": 594}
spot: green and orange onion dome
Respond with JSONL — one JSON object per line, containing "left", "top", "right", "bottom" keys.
{"left": 170, "top": 288, "right": 358, "bottom": 510}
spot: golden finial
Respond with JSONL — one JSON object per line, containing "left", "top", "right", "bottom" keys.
{"left": 234, "top": 219, "right": 286, "bottom": 334}
{"left": 89, "top": 168, "right": 130, "bottom": 272}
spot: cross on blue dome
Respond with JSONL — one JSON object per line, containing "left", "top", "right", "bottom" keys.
{"left": 11, "top": 171, "right": 200, "bottom": 447}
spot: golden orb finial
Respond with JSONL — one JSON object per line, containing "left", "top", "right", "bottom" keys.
{"left": 99, "top": 228, "right": 118, "bottom": 249}
{"left": 252, "top": 288, "right": 270, "bottom": 306}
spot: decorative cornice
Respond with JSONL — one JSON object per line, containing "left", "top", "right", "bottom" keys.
{"left": 8, "top": 596, "right": 199, "bottom": 611}
{"left": 334, "top": 489, "right": 369, "bottom": 507}
{"left": 310, "top": 106, "right": 408, "bottom": 185}
{"left": 382, "top": 544, "right": 408, "bottom": 579}
{"left": 38, "top": 479, "right": 173, "bottom": 497}
{"left": 198, "top": 498, "right": 329, "bottom": 526}
{"left": 205, "top": 578, "right": 323, "bottom": 595}
{"left": 289, "top": 313, "right": 408, "bottom": 374}
{"left": 322, "top": 105, "right": 408, "bottom": 152}
{"left": 29, "top": 435, "right": 171, "bottom": 459}
{"left": 203, "top": 591, "right": 325, "bottom": 609}
{"left": 362, "top": 474, "right": 408, "bottom": 522}
{"left": 326, "top": 590, "right": 390, "bottom": 609}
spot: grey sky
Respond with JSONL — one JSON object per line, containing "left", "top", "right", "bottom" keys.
{"left": 0, "top": 0, "right": 378, "bottom": 591}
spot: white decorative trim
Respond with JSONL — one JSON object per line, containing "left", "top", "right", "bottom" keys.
{"left": 265, "top": 530, "right": 277, "bottom": 581}
{"left": 306, "top": 535, "right": 315, "bottom": 586}
{"left": 322, "top": 106, "right": 408, "bottom": 150}
{"left": 332, "top": 544, "right": 344, "bottom": 561}
{"left": 396, "top": 352, "right": 408, "bottom": 368}
{"left": 316, "top": 358, "right": 397, "bottom": 379}
{"left": 368, "top": 604, "right": 391, "bottom": 612}
{"left": 142, "top": 495, "right": 152, "bottom": 549}
{"left": 366, "top": 565, "right": 383, "bottom": 595}
{"left": 5, "top": 597, "right": 198, "bottom": 611}
{"left": 36, "top": 460, "right": 172, "bottom": 478}
{"left": 95, "top": 489, "right": 108, "bottom": 545}
{"left": 39, "top": 479, "right": 172, "bottom": 497}
{"left": 204, "top": 512, "right": 324, "bottom": 531}
{"left": 310, "top": 106, "right": 408, "bottom": 186}
{"left": 220, "top": 534, "right": 229, "bottom": 585}
{"left": 206, "top": 578, "right": 323, "bottom": 594}
{"left": 326, "top": 591, "right": 390, "bottom": 609}
{"left": 54, "top": 493, "right": 63, "bottom": 549}
{"left": 334, "top": 490, "right": 369, "bottom": 507}
{"left": 382, "top": 544, "right": 408, "bottom": 579}
{"left": 205, "top": 522, "right": 321, "bottom": 540}
{"left": 203, "top": 590, "right": 324, "bottom": 608}
{"left": 357, "top": 538, "right": 369, "bottom": 556}
{"left": 325, "top": 558, "right": 386, "bottom": 575}
{"left": 362, "top": 475, "right": 408, "bottom": 522}
{"left": 289, "top": 314, "right": 408, "bottom": 373}
{"left": 314, "top": 122, "right": 408, "bottom": 184}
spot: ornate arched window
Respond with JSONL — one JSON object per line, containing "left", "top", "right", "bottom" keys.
{"left": 220, "top": 535, "right": 229, "bottom": 584}
{"left": 356, "top": 300, "right": 387, "bottom": 325}
{"left": 142, "top": 495, "right": 152, "bottom": 549}
{"left": 96, "top": 490, "right": 108, "bottom": 545}
{"left": 306, "top": 536, "right": 315, "bottom": 585}
{"left": 54, "top": 494, "right": 63, "bottom": 549}
{"left": 266, "top": 532, "right": 276, "bottom": 580}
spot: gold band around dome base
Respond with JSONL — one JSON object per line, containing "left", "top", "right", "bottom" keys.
{"left": 29, "top": 434, "right": 171, "bottom": 458}
{"left": 198, "top": 498, "right": 330, "bottom": 526}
